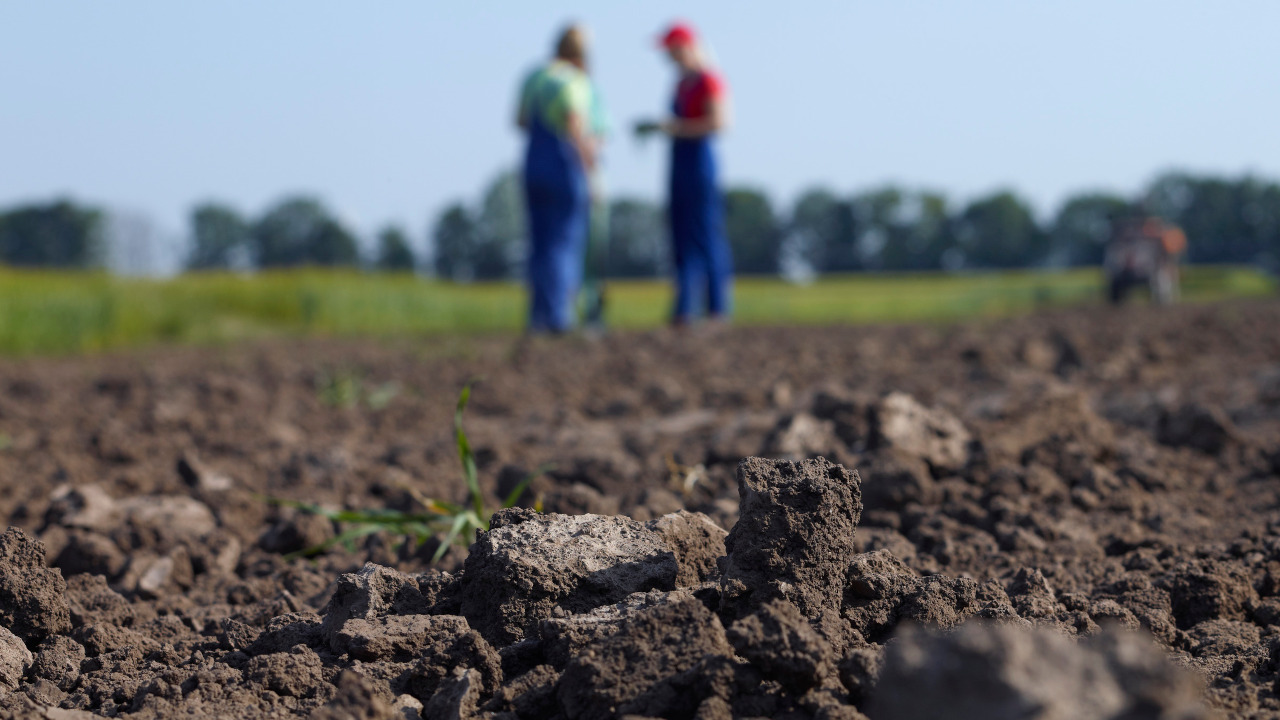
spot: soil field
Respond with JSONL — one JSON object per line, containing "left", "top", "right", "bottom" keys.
{"left": 1, "top": 299, "right": 1280, "bottom": 718}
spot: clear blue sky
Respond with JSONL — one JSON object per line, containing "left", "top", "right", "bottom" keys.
{"left": 2, "top": 1, "right": 1277, "bottom": 255}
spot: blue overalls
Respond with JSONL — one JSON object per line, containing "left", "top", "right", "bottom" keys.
{"left": 669, "top": 95, "right": 732, "bottom": 321}
{"left": 523, "top": 86, "right": 589, "bottom": 333}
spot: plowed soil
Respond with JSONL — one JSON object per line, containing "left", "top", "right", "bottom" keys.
{"left": 2, "top": 299, "right": 1280, "bottom": 719}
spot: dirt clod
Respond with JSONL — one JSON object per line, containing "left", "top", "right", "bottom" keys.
{"left": 720, "top": 457, "right": 862, "bottom": 620}
{"left": 870, "top": 622, "right": 1212, "bottom": 720}
{"left": 557, "top": 596, "right": 733, "bottom": 720}
{"left": 460, "top": 511, "right": 678, "bottom": 646}
{"left": 0, "top": 528, "right": 70, "bottom": 644}
{"left": 870, "top": 392, "right": 971, "bottom": 473}
{"left": 645, "top": 510, "right": 728, "bottom": 586}
{"left": 726, "top": 599, "right": 834, "bottom": 692}
{"left": 0, "top": 626, "right": 32, "bottom": 694}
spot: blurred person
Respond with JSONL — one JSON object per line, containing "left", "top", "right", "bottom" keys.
{"left": 636, "top": 22, "right": 732, "bottom": 327}
{"left": 517, "top": 24, "right": 602, "bottom": 333}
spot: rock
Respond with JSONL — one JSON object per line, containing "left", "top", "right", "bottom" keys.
{"left": 869, "top": 622, "right": 1212, "bottom": 720}
{"left": 645, "top": 511, "right": 728, "bottom": 586}
{"left": 310, "top": 669, "right": 399, "bottom": 720}
{"left": 459, "top": 510, "right": 678, "bottom": 646}
{"left": 0, "top": 625, "right": 33, "bottom": 693}
{"left": 1156, "top": 403, "right": 1236, "bottom": 455}
{"left": 424, "top": 667, "right": 481, "bottom": 720}
{"left": 720, "top": 457, "right": 862, "bottom": 620}
{"left": 870, "top": 392, "right": 971, "bottom": 473}
{"left": 557, "top": 597, "right": 734, "bottom": 720}
{"left": 726, "top": 599, "right": 834, "bottom": 693}
{"left": 0, "top": 527, "right": 71, "bottom": 643}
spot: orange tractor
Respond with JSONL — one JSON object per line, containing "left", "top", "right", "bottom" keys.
{"left": 1104, "top": 214, "right": 1187, "bottom": 305}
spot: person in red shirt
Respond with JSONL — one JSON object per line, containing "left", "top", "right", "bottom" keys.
{"left": 637, "top": 22, "right": 733, "bottom": 326}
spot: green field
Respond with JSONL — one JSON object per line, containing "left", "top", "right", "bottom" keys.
{"left": 0, "top": 266, "right": 1272, "bottom": 356}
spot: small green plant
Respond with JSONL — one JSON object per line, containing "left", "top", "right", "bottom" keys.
{"left": 364, "top": 381, "right": 401, "bottom": 410}
{"left": 316, "top": 367, "right": 400, "bottom": 410}
{"left": 0, "top": 433, "right": 12, "bottom": 452}
{"left": 275, "top": 382, "right": 543, "bottom": 562}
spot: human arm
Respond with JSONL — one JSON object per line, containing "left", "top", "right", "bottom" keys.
{"left": 565, "top": 110, "right": 596, "bottom": 172}
{"left": 660, "top": 94, "right": 729, "bottom": 138}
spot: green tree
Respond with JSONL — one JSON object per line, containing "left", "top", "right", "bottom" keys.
{"left": 251, "top": 197, "right": 359, "bottom": 268}
{"left": 606, "top": 198, "right": 666, "bottom": 277}
{"left": 375, "top": 225, "right": 416, "bottom": 272}
{"left": 856, "top": 188, "right": 955, "bottom": 271}
{"left": 187, "top": 203, "right": 249, "bottom": 270}
{"left": 790, "top": 189, "right": 859, "bottom": 273}
{"left": 431, "top": 204, "right": 478, "bottom": 281}
{"left": 1049, "top": 193, "right": 1131, "bottom": 267}
{"left": 474, "top": 171, "right": 524, "bottom": 280}
{"left": 725, "top": 187, "right": 781, "bottom": 275}
{"left": 954, "top": 191, "right": 1044, "bottom": 268}
{"left": 0, "top": 200, "right": 103, "bottom": 268}
{"left": 1146, "top": 172, "right": 1280, "bottom": 265}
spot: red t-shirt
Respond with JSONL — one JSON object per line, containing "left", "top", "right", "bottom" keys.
{"left": 673, "top": 70, "right": 726, "bottom": 120}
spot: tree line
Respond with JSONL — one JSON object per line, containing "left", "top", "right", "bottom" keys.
{"left": 1, "top": 170, "right": 1278, "bottom": 276}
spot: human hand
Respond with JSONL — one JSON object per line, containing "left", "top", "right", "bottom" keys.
{"left": 633, "top": 120, "right": 662, "bottom": 138}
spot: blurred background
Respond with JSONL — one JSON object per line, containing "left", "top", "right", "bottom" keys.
{"left": 1, "top": 1, "right": 1278, "bottom": 353}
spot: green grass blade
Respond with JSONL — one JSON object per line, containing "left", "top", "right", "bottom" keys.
{"left": 432, "top": 512, "right": 470, "bottom": 563}
{"left": 454, "top": 382, "right": 484, "bottom": 518}
{"left": 284, "top": 522, "right": 382, "bottom": 560}
{"left": 501, "top": 463, "right": 555, "bottom": 509}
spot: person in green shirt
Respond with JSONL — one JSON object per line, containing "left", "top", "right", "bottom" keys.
{"left": 516, "top": 25, "right": 600, "bottom": 332}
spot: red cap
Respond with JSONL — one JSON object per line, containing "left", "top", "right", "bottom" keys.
{"left": 659, "top": 22, "right": 697, "bottom": 49}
